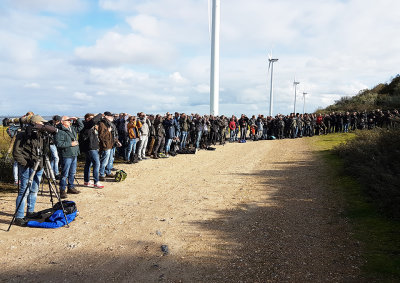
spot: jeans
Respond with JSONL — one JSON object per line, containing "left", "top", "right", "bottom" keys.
{"left": 344, "top": 123, "right": 349, "bottom": 133}
{"left": 165, "top": 138, "right": 173, "bottom": 154}
{"left": 60, "top": 157, "right": 77, "bottom": 191}
{"left": 84, "top": 150, "right": 100, "bottom": 183}
{"left": 180, "top": 131, "right": 188, "bottom": 149}
{"left": 49, "top": 144, "right": 59, "bottom": 175}
{"left": 196, "top": 131, "right": 202, "bottom": 148}
{"left": 13, "top": 161, "right": 19, "bottom": 183}
{"left": 240, "top": 127, "right": 247, "bottom": 140}
{"left": 100, "top": 149, "right": 111, "bottom": 177}
{"left": 230, "top": 129, "right": 235, "bottom": 141}
{"left": 107, "top": 147, "right": 115, "bottom": 171}
{"left": 138, "top": 135, "right": 149, "bottom": 158}
{"left": 125, "top": 139, "right": 137, "bottom": 161}
{"left": 15, "top": 165, "right": 43, "bottom": 218}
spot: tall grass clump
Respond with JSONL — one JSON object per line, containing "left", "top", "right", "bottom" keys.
{"left": 0, "top": 126, "right": 14, "bottom": 183}
{"left": 334, "top": 128, "right": 400, "bottom": 219}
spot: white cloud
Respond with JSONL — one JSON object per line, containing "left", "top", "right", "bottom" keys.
{"left": 73, "top": 92, "right": 92, "bottom": 101}
{"left": 24, "top": 82, "right": 40, "bottom": 89}
{"left": 2, "top": 0, "right": 400, "bottom": 116}
{"left": 126, "top": 15, "right": 160, "bottom": 37}
{"left": 169, "top": 72, "right": 188, "bottom": 84}
{"left": 74, "top": 31, "right": 177, "bottom": 67}
{"left": 8, "top": 0, "right": 87, "bottom": 13}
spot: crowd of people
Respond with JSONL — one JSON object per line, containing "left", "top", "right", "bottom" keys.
{"left": 7, "top": 108, "right": 399, "bottom": 226}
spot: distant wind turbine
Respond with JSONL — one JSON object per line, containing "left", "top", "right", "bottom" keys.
{"left": 209, "top": 0, "right": 220, "bottom": 116}
{"left": 302, "top": 92, "right": 308, "bottom": 114}
{"left": 267, "top": 52, "right": 278, "bottom": 116}
{"left": 293, "top": 77, "right": 300, "bottom": 114}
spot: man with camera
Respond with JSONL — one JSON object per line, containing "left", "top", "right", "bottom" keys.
{"left": 12, "top": 115, "right": 50, "bottom": 226}
{"left": 55, "top": 116, "right": 84, "bottom": 199}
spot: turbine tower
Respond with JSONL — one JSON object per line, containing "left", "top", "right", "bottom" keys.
{"left": 268, "top": 52, "right": 278, "bottom": 116}
{"left": 302, "top": 92, "right": 308, "bottom": 114}
{"left": 210, "top": 0, "right": 220, "bottom": 116}
{"left": 293, "top": 77, "right": 300, "bottom": 114}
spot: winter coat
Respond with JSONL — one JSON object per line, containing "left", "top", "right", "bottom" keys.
{"left": 98, "top": 118, "right": 114, "bottom": 151}
{"left": 163, "top": 119, "right": 175, "bottom": 139}
{"left": 13, "top": 125, "right": 45, "bottom": 169}
{"left": 127, "top": 120, "right": 142, "bottom": 139}
{"left": 79, "top": 114, "right": 102, "bottom": 152}
{"left": 55, "top": 119, "right": 84, "bottom": 158}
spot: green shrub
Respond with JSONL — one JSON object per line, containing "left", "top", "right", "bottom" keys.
{"left": 0, "top": 157, "right": 14, "bottom": 183}
{"left": 334, "top": 129, "right": 400, "bottom": 219}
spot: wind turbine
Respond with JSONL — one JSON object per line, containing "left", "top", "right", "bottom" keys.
{"left": 293, "top": 77, "right": 300, "bottom": 114}
{"left": 267, "top": 52, "right": 278, "bottom": 116}
{"left": 209, "top": 0, "right": 220, "bottom": 116}
{"left": 302, "top": 92, "right": 308, "bottom": 114}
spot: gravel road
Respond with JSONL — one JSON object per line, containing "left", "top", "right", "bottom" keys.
{"left": 0, "top": 138, "right": 362, "bottom": 282}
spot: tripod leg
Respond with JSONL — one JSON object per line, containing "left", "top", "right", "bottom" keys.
{"left": 8, "top": 160, "right": 40, "bottom": 231}
{"left": 44, "top": 156, "right": 70, "bottom": 227}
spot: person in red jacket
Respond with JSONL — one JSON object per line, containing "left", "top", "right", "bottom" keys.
{"left": 229, "top": 118, "right": 236, "bottom": 142}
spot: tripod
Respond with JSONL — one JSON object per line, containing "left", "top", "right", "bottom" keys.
{"left": 8, "top": 153, "right": 70, "bottom": 231}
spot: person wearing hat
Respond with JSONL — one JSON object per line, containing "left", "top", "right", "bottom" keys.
{"left": 12, "top": 115, "right": 48, "bottom": 226}
{"left": 54, "top": 116, "right": 84, "bottom": 198}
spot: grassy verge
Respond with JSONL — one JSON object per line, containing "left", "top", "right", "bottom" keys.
{"left": 311, "top": 133, "right": 400, "bottom": 281}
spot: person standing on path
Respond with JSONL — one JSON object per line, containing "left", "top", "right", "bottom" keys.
{"left": 55, "top": 116, "right": 84, "bottom": 198}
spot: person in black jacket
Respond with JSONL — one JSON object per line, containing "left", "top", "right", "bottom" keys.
{"left": 80, "top": 113, "right": 104, "bottom": 189}
{"left": 12, "top": 115, "right": 52, "bottom": 226}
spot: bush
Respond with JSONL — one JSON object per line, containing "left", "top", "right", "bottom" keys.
{"left": 0, "top": 157, "right": 14, "bottom": 183}
{"left": 334, "top": 128, "right": 400, "bottom": 219}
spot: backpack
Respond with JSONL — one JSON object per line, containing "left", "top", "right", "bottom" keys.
{"left": 26, "top": 201, "right": 78, "bottom": 228}
{"left": 115, "top": 170, "right": 127, "bottom": 182}
{"left": 6, "top": 125, "right": 20, "bottom": 138}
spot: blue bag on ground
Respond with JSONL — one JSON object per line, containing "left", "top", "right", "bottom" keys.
{"left": 27, "top": 201, "right": 78, "bottom": 228}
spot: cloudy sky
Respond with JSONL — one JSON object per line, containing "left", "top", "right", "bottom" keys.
{"left": 1, "top": 0, "right": 399, "bottom": 117}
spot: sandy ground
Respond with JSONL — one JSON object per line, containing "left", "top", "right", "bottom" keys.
{"left": 0, "top": 138, "right": 362, "bottom": 282}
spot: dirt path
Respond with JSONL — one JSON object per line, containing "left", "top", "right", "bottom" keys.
{"left": 0, "top": 138, "right": 361, "bottom": 282}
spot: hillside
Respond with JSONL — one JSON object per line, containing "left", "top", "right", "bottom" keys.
{"left": 322, "top": 75, "right": 400, "bottom": 113}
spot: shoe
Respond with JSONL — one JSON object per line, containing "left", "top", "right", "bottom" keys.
{"left": 14, "top": 218, "right": 27, "bottom": 227}
{"left": 142, "top": 157, "right": 148, "bottom": 160}
{"left": 60, "top": 190, "right": 67, "bottom": 199}
{"left": 153, "top": 155, "right": 159, "bottom": 159}
{"left": 99, "top": 176, "right": 106, "bottom": 181}
{"left": 94, "top": 182, "right": 104, "bottom": 189}
{"left": 111, "top": 168, "right": 117, "bottom": 172}
{"left": 67, "top": 187, "right": 80, "bottom": 194}
{"left": 26, "top": 212, "right": 41, "bottom": 219}
{"left": 106, "top": 173, "right": 115, "bottom": 178}
{"left": 84, "top": 181, "right": 94, "bottom": 187}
